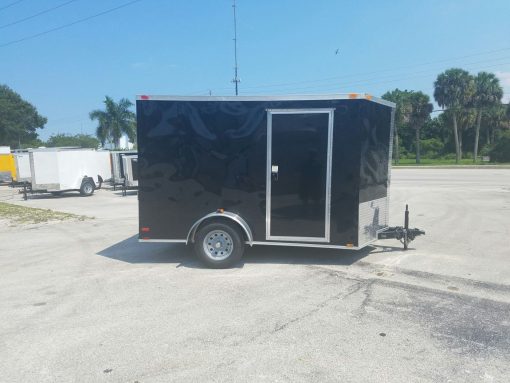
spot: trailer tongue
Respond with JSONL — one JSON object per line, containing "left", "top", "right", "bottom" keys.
{"left": 377, "top": 205, "right": 425, "bottom": 250}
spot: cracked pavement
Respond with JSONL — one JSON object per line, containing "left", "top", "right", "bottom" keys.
{"left": 1, "top": 168, "right": 509, "bottom": 382}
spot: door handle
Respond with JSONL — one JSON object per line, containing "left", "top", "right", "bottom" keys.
{"left": 271, "top": 165, "right": 279, "bottom": 181}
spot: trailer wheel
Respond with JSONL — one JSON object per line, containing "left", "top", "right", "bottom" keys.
{"left": 193, "top": 221, "right": 244, "bottom": 268}
{"left": 80, "top": 180, "right": 95, "bottom": 196}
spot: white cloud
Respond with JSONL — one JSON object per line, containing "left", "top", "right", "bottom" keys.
{"left": 495, "top": 71, "right": 510, "bottom": 103}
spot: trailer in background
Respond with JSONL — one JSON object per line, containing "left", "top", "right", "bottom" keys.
{"left": 23, "top": 148, "right": 112, "bottom": 198}
{"left": 0, "top": 147, "right": 16, "bottom": 183}
{"left": 13, "top": 151, "right": 31, "bottom": 184}
{"left": 110, "top": 150, "right": 137, "bottom": 190}
{"left": 120, "top": 154, "right": 138, "bottom": 196}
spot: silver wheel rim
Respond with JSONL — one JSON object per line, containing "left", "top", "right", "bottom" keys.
{"left": 83, "top": 184, "right": 93, "bottom": 194}
{"left": 203, "top": 230, "right": 233, "bottom": 261}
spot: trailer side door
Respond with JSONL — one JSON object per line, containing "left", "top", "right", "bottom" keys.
{"left": 266, "top": 108, "right": 334, "bottom": 242}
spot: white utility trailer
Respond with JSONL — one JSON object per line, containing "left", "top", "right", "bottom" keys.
{"left": 122, "top": 154, "right": 138, "bottom": 184}
{"left": 13, "top": 151, "right": 32, "bottom": 183}
{"left": 110, "top": 150, "right": 137, "bottom": 189}
{"left": 25, "top": 148, "right": 112, "bottom": 198}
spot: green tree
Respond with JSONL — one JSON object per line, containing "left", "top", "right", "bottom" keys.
{"left": 471, "top": 72, "right": 503, "bottom": 162}
{"left": 382, "top": 89, "right": 412, "bottom": 164}
{"left": 20, "top": 138, "right": 45, "bottom": 149}
{"left": 420, "top": 138, "right": 444, "bottom": 158}
{"left": 408, "top": 92, "right": 433, "bottom": 164}
{"left": 46, "top": 133, "right": 100, "bottom": 148}
{"left": 422, "top": 115, "right": 449, "bottom": 146}
{"left": 489, "top": 130, "right": 510, "bottom": 162}
{"left": 457, "top": 108, "right": 477, "bottom": 155}
{"left": 89, "top": 96, "right": 135, "bottom": 148}
{"left": 484, "top": 104, "right": 509, "bottom": 145}
{"left": 0, "top": 85, "right": 47, "bottom": 148}
{"left": 434, "top": 68, "right": 475, "bottom": 163}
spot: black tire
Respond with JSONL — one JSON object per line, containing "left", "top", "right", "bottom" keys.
{"left": 80, "top": 180, "right": 95, "bottom": 196}
{"left": 193, "top": 221, "right": 244, "bottom": 268}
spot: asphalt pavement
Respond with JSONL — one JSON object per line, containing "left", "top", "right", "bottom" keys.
{"left": 0, "top": 168, "right": 509, "bottom": 382}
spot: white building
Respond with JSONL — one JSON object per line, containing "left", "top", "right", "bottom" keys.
{"left": 102, "top": 133, "right": 134, "bottom": 150}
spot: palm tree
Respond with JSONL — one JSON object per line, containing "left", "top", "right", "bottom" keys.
{"left": 382, "top": 89, "right": 412, "bottom": 164}
{"left": 90, "top": 96, "right": 135, "bottom": 148}
{"left": 472, "top": 72, "right": 503, "bottom": 162}
{"left": 484, "top": 104, "right": 508, "bottom": 146}
{"left": 408, "top": 92, "right": 433, "bottom": 164}
{"left": 434, "top": 68, "right": 475, "bottom": 163}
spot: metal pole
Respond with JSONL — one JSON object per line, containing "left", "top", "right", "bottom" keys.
{"left": 232, "top": 0, "right": 240, "bottom": 95}
{"left": 404, "top": 204, "right": 409, "bottom": 250}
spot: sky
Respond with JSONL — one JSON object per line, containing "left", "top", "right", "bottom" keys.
{"left": 2, "top": 0, "right": 510, "bottom": 140}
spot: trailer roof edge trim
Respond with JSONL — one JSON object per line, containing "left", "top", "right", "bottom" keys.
{"left": 136, "top": 94, "right": 396, "bottom": 108}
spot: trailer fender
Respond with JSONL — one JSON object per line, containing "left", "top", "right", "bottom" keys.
{"left": 187, "top": 211, "right": 253, "bottom": 246}
{"left": 81, "top": 176, "right": 95, "bottom": 188}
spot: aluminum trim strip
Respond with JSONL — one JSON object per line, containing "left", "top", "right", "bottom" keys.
{"left": 369, "top": 96, "right": 396, "bottom": 108}
{"left": 265, "top": 108, "right": 333, "bottom": 243}
{"left": 357, "top": 235, "right": 385, "bottom": 249}
{"left": 136, "top": 94, "right": 396, "bottom": 107}
{"left": 386, "top": 107, "right": 395, "bottom": 227}
{"left": 250, "top": 241, "right": 360, "bottom": 250}
{"left": 266, "top": 108, "right": 335, "bottom": 114}
{"left": 325, "top": 109, "right": 334, "bottom": 242}
{"left": 265, "top": 110, "right": 273, "bottom": 241}
{"left": 138, "top": 239, "right": 187, "bottom": 243}
{"left": 267, "top": 236, "right": 329, "bottom": 243}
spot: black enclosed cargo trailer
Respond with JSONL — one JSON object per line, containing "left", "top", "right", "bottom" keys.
{"left": 136, "top": 94, "right": 422, "bottom": 267}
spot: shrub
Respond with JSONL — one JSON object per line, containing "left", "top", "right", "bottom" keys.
{"left": 421, "top": 138, "right": 444, "bottom": 158}
{"left": 489, "top": 131, "right": 510, "bottom": 163}
{"left": 441, "top": 153, "right": 457, "bottom": 160}
{"left": 480, "top": 144, "right": 492, "bottom": 157}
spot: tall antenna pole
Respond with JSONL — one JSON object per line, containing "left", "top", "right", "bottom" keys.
{"left": 231, "top": 0, "right": 240, "bottom": 95}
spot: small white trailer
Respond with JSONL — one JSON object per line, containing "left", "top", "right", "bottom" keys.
{"left": 13, "top": 151, "right": 32, "bottom": 183}
{"left": 120, "top": 154, "right": 138, "bottom": 195}
{"left": 110, "top": 150, "right": 137, "bottom": 189}
{"left": 25, "top": 148, "right": 112, "bottom": 198}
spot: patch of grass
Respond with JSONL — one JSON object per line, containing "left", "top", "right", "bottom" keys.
{"left": 0, "top": 202, "right": 91, "bottom": 225}
{"left": 394, "top": 158, "right": 510, "bottom": 166}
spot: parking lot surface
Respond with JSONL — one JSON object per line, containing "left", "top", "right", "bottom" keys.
{"left": 1, "top": 168, "right": 509, "bottom": 382}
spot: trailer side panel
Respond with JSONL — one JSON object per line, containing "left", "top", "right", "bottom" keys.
{"left": 137, "top": 99, "right": 371, "bottom": 246}
{"left": 357, "top": 101, "right": 393, "bottom": 246}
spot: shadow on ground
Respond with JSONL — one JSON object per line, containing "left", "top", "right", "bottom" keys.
{"left": 96, "top": 235, "right": 406, "bottom": 268}
{"left": 111, "top": 190, "right": 138, "bottom": 197}
{"left": 22, "top": 192, "right": 84, "bottom": 199}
